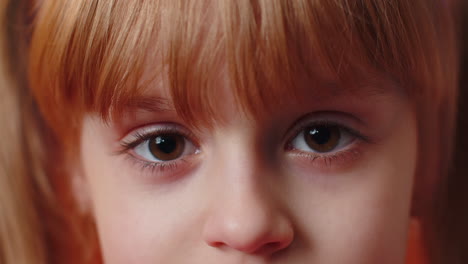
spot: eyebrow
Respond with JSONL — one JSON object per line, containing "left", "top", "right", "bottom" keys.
{"left": 118, "top": 75, "right": 403, "bottom": 116}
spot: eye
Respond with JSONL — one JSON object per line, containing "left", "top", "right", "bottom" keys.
{"left": 121, "top": 125, "right": 199, "bottom": 163}
{"left": 117, "top": 124, "right": 201, "bottom": 180}
{"left": 290, "top": 124, "right": 355, "bottom": 153}
{"left": 133, "top": 133, "right": 197, "bottom": 162}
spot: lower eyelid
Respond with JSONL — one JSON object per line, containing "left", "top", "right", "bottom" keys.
{"left": 286, "top": 142, "right": 364, "bottom": 171}
{"left": 123, "top": 150, "right": 201, "bottom": 183}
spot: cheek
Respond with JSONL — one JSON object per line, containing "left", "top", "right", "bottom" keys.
{"left": 79, "top": 119, "right": 213, "bottom": 263}
{"left": 79, "top": 126, "right": 199, "bottom": 263}
{"left": 290, "top": 113, "right": 417, "bottom": 263}
{"left": 78, "top": 120, "right": 148, "bottom": 263}
{"left": 90, "top": 192, "right": 205, "bottom": 263}
{"left": 78, "top": 108, "right": 417, "bottom": 264}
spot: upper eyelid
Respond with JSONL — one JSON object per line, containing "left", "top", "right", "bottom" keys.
{"left": 117, "top": 114, "right": 367, "bottom": 151}
{"left": 117, "top": 123, "right": 198, "bottom": 153}
{"left": 290, "top": 125, "right": 357, "bottom": 152}
{"left": 121, "top": 123, "right": 195, "bottom": 142}
{"left": 284, "top": 118, "right": 361, "bottom": 145}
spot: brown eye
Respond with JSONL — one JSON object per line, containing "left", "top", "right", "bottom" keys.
{"left": 303, "top": 125, "right": 341, "bottom": 153}
{"left": 129, "top": 126, "right": 199, "bottom": 164}
{"left": 148, "top": 134, "right": 186, "bottom": 161}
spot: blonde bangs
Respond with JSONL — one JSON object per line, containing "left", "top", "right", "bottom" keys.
{"left": 29, "top": 0, "right": 456, "bottom": 140}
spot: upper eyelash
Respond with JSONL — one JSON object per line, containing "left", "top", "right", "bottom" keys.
{"left": 116, "top": 117, "right": 368, "bottom": 171}
{"left": 283, "top": 119, "right": 370, "bottom": 169}
{"left": 116, "top": 125, "right": 198, "bottom": 177}
{"left": 118, "top": 119, "right": 368, "bottom": 153}
{"left": 285, "top": 119, "right": 371, "bottom": 150}
{"left": 117, "top": 125, "right": 197, "bottom": 155}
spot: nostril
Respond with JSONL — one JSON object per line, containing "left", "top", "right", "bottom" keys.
{"left": 262, "top": 242, "right": 285, "bottom": 253}
{"left": 267, "top": 242, "right": 281, "bottom": 252}
{"left": 202, "top": 192, "right": 295, "bottom": 256}
{"left": 208, "top": 241, "right": 225, "bottom": 248}
{"left": 255, "top": 241, "right": 285, "bottom": 255}
{"left": 204, "top": 215, "right": 295, "bottom": 255}
{"left": 207, "top": 237, "right": 290, "bottom": 255}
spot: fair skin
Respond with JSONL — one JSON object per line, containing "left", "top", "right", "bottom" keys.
{"left": 78, "top": 75, "right": 417, "bottom": 263}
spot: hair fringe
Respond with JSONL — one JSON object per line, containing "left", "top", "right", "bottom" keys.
{"left": 27, "top": 1, "right": 459, "bottom": 263}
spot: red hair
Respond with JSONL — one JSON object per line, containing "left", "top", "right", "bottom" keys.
{"left": 27, "top": 0, "right": 458, "bottom": 263}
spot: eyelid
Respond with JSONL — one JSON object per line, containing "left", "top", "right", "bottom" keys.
{"left": 284, "top": 113, "right": 370, "bottom": 148}
{"left": 118, "top": 123, "right": 199, "bottom": 152}
{"left": 290, "top": 126, "right": 356, "bottom": 154}
{"left": 282, "top": 113, "right": 372, "bottom": 171}
{"left": 114, "top": 123, "right": 201, "bottom": 181}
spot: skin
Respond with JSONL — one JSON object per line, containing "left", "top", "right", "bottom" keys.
{"left": 78, "top": 77, "right": 418, "bottom": 263}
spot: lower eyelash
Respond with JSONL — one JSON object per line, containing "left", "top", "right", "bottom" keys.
{"left": 289, "top": 146, "right": 363, "bottom": 171}
{"left": 123, "top": 153, "right": 189, "bottom": 180}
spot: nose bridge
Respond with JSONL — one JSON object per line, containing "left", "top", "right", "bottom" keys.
{"left": 202, "top": 131, "right": 294, "bottom": 255}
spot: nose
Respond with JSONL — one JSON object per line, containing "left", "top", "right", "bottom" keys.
{"left": 202, "top": 182, "right": 294, "bottom": 256}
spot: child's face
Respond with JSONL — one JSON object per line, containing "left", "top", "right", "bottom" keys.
{"left": 78, "top": 76, "right": 417, "bottom": 263}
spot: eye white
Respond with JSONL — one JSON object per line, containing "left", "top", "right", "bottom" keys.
{"left": 290, "top": 127, "right": 355, "bottom": 153}
{"left": 133, "top": 136, "right": 198, "bottom": 162}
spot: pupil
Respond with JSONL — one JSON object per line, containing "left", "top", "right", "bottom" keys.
{"left": 148, "top": 133, "right": 185, "bottom": 161}
{"left": 155, "top": 135, "right": 178, "bottom": 154}
{"left": 309, "top": 127, "right": 331, "bottom": 145}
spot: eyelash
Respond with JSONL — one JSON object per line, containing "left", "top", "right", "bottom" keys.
{"left": 118, "top": 125, "right": 198, "bottom": 176}
{"left": 118, "top": 119, "right": 370, "bottom": 176}
{"left": 285, "top": 120, "right": 370, "bottom": 169}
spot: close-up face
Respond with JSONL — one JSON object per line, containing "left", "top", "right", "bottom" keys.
{"left": 78, "top": 75, "right": 418, "bottom": 263}
{"left": 0, "top": 0, "right": 455, "bottom": 263}
{"left": 25, "top": 1, "right": 458, "bottom": 263}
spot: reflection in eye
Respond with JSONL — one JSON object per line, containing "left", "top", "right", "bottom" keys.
{"left": 291, "top": 124, "right": 356, "bottom": 153}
